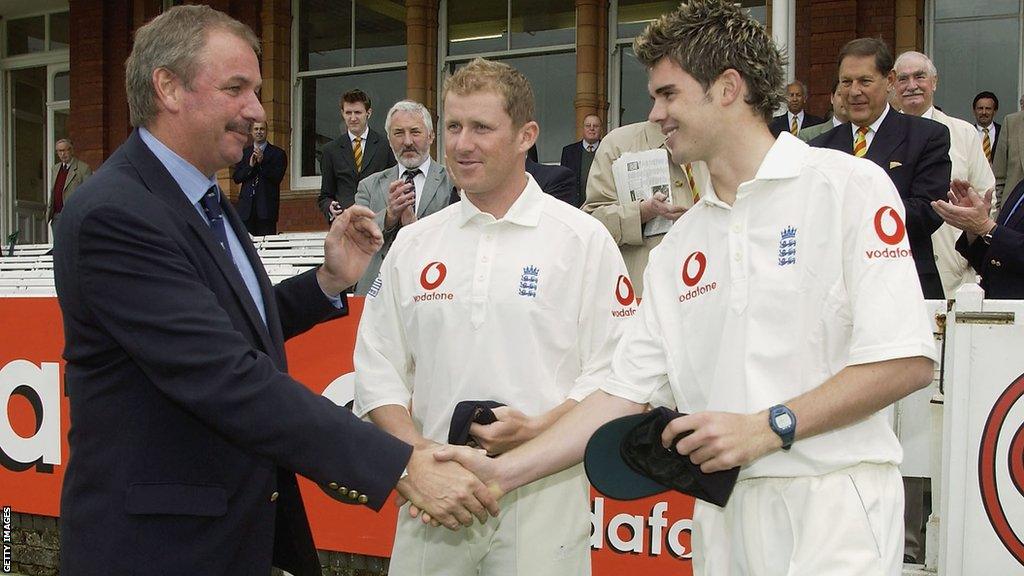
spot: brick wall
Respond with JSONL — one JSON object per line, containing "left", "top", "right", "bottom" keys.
{"left": 280, "top": 195, "right": 332, "bottom": 232}
{"left": 11, "top": 512, "right": 388, "bottom": 576}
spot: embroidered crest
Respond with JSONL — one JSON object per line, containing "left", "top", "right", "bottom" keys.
{"left": 519, "top": 265, "right": 539, "bottom": 298}
{"left": 778, "top": 226, "right": 797, "bottom": 266}
{"left": 367, "top": 275, "right": 383, "bottom": 298}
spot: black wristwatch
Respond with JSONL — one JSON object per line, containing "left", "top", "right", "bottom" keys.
{"left": 768, "top": 404, "right": 796, "bottom": 451}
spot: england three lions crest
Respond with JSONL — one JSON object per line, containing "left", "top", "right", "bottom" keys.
{"left": 519, "top": 265, "right": 539, "bottom": 298}
{"left": 778, "top": 226, "right": 797, "bottom": 266}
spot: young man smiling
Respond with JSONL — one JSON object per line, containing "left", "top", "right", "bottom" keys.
{"left": 435, "top": 2, "right": 937, "bottom": 574}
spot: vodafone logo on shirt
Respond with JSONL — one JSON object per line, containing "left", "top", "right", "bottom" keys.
{"left": 415, "top": 261, "right": 454, "bottom": 302}
{"left": 678, "top": 251, "right": 717, "bottom": 302}
{"left": 612, "top": 275, "right": 638, "bottom": 317}
{"left": 865, "top": 206, "right": 911, "bottom": 260}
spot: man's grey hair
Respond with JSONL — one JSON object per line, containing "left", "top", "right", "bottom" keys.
{"left": 55, "top": 138, "right": 74, "bottom": 149}
{"left": 385, "top": 100, "right": 434, "bottom": 135}
{"left": 125, "top": 5, "right": 260, "bottom": 128}
{"left": 787, "top": 80, "right": 809, "bottom": 97}
{"left": 894, "top": 51, "right": 938, "bottom": 77}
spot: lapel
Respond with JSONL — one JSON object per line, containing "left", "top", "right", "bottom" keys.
{"left": 1000, "top": 181, "right": 1024, "bottom": 228}
{"left": 417, "top": 162, "right": 446, "bottom": 218}
{"left": 360, "top": 129, "right": 381, "bottom": 174}
{"left": 1016, "top": 116, "right": 1024, "bottom": 173}
{"left": 864, "top": 111, "right": 903, "bottom": 168}
{"left": 63, "top": 161, "right": 78, "bottom": 190}
{"left": 338, "top": 134, "right": 356, "bottom": 172}
{"left": 123, "top": 130, "right": 278, "bottom": 356}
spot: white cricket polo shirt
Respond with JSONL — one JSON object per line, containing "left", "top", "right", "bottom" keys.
{"left": 601, "top": 133, "right": 938, "bottom": 480}
{"left": 354, "top": 175, "right": 633, "bottom": 443}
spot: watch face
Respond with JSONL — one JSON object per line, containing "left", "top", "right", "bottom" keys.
{"left": 774, "top": 413, "right": 793, "bottom": 430}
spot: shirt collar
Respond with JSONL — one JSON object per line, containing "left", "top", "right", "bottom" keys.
{"left": 349, "top": 128, "right": 370, "bottom": 142}
{"left": 254, "top": 141, "right": 267, "bottom": 152}
{"left": 922, "top": 106, "right": 936, "bottom": 120}
{"left": 752, "top": 131, "right": 808, "bottom": 181}
{"left": 582, "top": 139, "right": 600, "bottom": 149}
{"left": 399, "top": 156, "right": 431, "bottom": 179}
{"left": 978, "top": 123, "right": 993, "bottom": 133}
{"left": 456, "top": 173, "right": 544, "bottom": 228}
{"left": 853, "top": 104, "right": 890, "bottom": 138}
{"left": 139, "top": 126, "right": 219, "bottom": 206}
{"left": 789, "top": 110, "right": 804, "bottom": 122}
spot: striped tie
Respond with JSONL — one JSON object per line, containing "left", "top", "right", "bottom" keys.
{"left": 853, "top": 126, "right": 869, "bottom": 158}
{"left": 353, "top": 136, "right": 364, "bottom": 172}
{"left": 983, "top": 128, "right": 992, "bottom": 163}
{"left": 790, "top": 115, "right": 799, "bottom": 136}
{"left": 685, "top": 163, "right": 699, "bottom": 205}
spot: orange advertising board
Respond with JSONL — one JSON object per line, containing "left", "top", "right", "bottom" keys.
{"left": 0, "top": 297, "right": 693, "bottom": 573}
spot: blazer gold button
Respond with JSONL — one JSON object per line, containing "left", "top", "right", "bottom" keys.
{"left": 338, "top": 486, "right": 347, "bottom": 493}
{"left": 358, "top": 495, "right": 368, "bottom": 504}
{"left": 348, "top": 490, "right": 359, "bottom": 499}
{"left": 991, "top": 259, "right": 1002, "bottom": 267}
{"left": 674, "top": 180, "right": 684, "bottom": 187}
{"left": 270, "top": 491, "right": 279, "bottom": 502}
{"left": 328, "top": 482, "right": 339, "bottom": 490}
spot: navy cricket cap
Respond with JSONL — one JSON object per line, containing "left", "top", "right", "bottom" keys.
{"left": 447, "top": 400, "right": 505, "bottom": 447}
{"left": 584, "top": 407, "right": 740, "bottom": 507}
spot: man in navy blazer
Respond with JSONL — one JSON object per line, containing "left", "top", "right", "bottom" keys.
{"left": 811, "top": 38, "right": 951, "bottom": 299}
{"left": 316, "top": 89, "right": 397, "bottom": 221}
{"left": 232, "top": 120, "right": 286, "bottom": 235}
{"left": 935, "top": 179, "right": 1024, "bottom": 299}
{"left": 973, "top": 91, "right": 1000, "bottom": 163}
{"left": 52, "top": 7, "right": 496, "bottom": 576}
{"left": 769, "top": 81, "right": 826, "bottom": 137}
{"left": 559, "top": 113, "right": 603, "bottom": 206}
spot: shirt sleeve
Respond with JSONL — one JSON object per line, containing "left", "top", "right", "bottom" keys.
{"left": 600, "top": 242, "right": 673, "bottom": 404}
{"left": 352, "top": 243, "right": 415, "bottom": 417}
{"left": 842, "top": 161, "right": 939, "bottom": 366}
{"left": 568, "top": 229, "right": 633, "bottom": 400}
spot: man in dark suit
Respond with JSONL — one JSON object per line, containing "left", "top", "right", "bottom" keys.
{"left": 316, "top": 89, "right": 396, "bottom": 221}
{"left": 527, "top": 158, "right": 576, "bottom": 205}
{"left": 935, "top": 179, "right": 1024, "bottom": 299}
{"left": 973, "top": 91, "right": 1000, "bottom": 164}
{"left": 769, "top": 81, "right": 825, "bottom": 137}
{"left": 232, "top": 120, "right": 286, "bottom": 236}
{"left": 811, "top": 38, "right": 951, "bottom": 299}
{"left": 52, "top": 7, "right": 496, "bottom": 576}
{"left": 560, "top": 113, "right": 603, "bottom": 206}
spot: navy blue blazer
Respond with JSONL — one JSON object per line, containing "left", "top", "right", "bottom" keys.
{"left": 316, "top": 128, "right": 396, "bottom": 220}
{"left": 956, "top": 178, "right": 1024, "bottom": 299}
{"left": 53, "top": 130, "right": 411, "bottom": 576}
{"left": 232, "top": 142, "right": 287, "bottom": 223}
{"left": 526, "top": 159, "right": 576, "bottom": 205}
{"left": 769, "top": 112, "right": 826, "bottom": 137}
{"left": 811, "top": 112, "right": 952, "bottom": 299}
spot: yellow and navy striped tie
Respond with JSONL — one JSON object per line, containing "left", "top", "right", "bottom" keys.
{"left": 853, "top": 126, "right": 869, "bottom": 158}
{"left": 353, "top": 136, "right": 364, "bottom": 172}
{"left": 983, "top": 128, "right": 992, "bottom": 163}
{"left": 790, "top": 115, "right": 799, "bottom": 136}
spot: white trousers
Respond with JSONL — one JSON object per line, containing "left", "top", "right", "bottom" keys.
{"left": 387, "top": 464, "right": 591, "bottom": 576}
{"left": 693, "top": 462, "right": 904, "bottom": 576}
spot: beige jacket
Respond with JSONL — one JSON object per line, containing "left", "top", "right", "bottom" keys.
{"left": 49, "top": 157, "right": 93, "bottom": 219}
{"left": 583, "top": 121, "right": 705, "bottom": 296}
{"left": 926, "top": 108, "right": 995, "bottom": 298}
{"left": 993, "top": 109, "right": 1024, "bottom": 211}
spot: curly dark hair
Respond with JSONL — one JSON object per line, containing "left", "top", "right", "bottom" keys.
{"left": 633, "top": 0, "right": 785, "bottom": 124}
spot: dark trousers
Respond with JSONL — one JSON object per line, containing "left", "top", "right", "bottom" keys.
{"left": 244, "top": 217, "right": 277, "bottom": 237}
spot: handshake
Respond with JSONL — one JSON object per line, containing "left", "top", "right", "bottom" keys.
{"left": 390, "top": 403, "right": 540, "bottom": 531}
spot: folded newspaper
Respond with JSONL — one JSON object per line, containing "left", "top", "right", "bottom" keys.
{"left": 611, "top": 149, "right": 674, "bottom": 237}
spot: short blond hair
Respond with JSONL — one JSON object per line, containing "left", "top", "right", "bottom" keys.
{"left": 443, "top": 58, "right": 534, "bottom": 127}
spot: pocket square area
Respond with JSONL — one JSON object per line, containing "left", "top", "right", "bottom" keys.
{"left": 889, "top": 161, "right": 902, "bottom": 169}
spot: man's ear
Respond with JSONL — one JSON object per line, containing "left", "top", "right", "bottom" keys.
{"left": 519, "top": 121, "right": 539, "bottom": 154}
{"left": 152, "top": 67, "right": 183, "bottom": 115}
{"left": 715, "top": 68, "right": 743, "bottom": 107}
